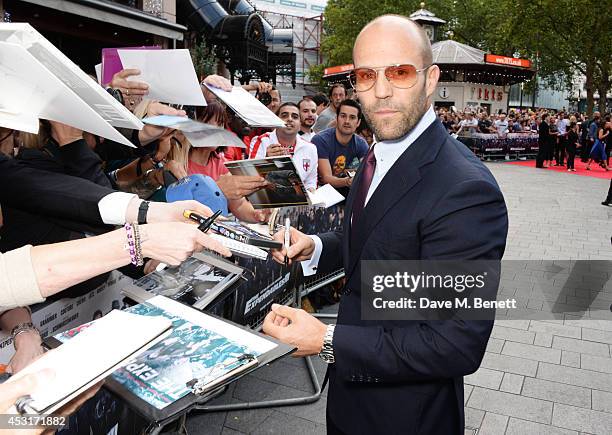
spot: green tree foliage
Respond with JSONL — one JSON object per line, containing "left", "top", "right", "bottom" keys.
{"left": 190, "top": 38, "right": 217, "bottom": 80}
{"left": 319, "top": 0, "right": 611, "bottom": 114}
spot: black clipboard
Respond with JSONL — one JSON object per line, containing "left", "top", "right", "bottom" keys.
{"left": 45, "top": 297, "right": 294, "bottom": 423}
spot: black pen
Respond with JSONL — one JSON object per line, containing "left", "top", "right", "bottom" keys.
{"left": 183, "top": 209, "right": 222, "bottom": 232}
{"left": 200, "top": 210, "right": 222, "bottom": 232}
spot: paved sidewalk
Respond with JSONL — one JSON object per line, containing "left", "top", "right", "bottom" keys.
{"left": 188, "top": 163, "right": 612, "bottom": 435}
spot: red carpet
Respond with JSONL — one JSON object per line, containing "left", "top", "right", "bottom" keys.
{"left": 507, "top": 159, "right": 612, "bottom": 180}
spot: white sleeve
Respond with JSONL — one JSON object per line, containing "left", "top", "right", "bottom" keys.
{"left": 98, "top": 192, "right": 138, "bottom": 225}
{"left": 253, "top": 138, "right": 268, "bottom": 159}
{"left": 300, "top": 235, "right": 322, "bottom": 276}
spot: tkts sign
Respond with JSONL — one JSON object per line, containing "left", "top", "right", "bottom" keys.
{"left": 471, "top": 87, "right": 503, "bottom": 102}
{"left": 484, "top": 54, "right": 532, "bottom": 69}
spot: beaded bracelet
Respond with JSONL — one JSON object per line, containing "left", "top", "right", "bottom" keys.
{"left": 124, "top": 223, "right": 143, "bottom": 266}
{"left": 132, "top": 222, "right": 144, "bottom": 266}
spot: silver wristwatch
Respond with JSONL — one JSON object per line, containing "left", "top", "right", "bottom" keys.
{"left": 318, "top": 324, "right": 336, "bottom": 364}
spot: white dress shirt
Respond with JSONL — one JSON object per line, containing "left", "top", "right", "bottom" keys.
{"left": 301, "top": 106, "right": 437, "bottom": 276}
{"left": 250, "top": 130, "right": 319, "bottom": 191}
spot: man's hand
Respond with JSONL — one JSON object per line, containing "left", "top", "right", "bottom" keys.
{"left": 262, "top": 304, "right": 326, "bottom": 357}
{"left": 252, "top": 208, "right": 272, "bottom": 223}
{"left": 7, "top": 331, "right": 44, "bottom": 374}
{"left": 126, "top": 198, "right": 215, "bottom": 225}
{"left": 266, "top": 144, "right": 288, "bottom": 157}
{"left": 271, "top": 227, "right": 315, "bottom": 265}
{"left": 202, "top": 74, "right": 233, "bottom": 92}
{"left": 243, "top": 81, "right": 273, "bottom": 94}
{"left": 139, "top": 102, "right": 186, "bottom": 146}
{"left": 1, "top": 369, "right": 55, "bottom": 413}
{"left": 109, "top": 68, "right": 149, "bottom": 97}
{"left": 146, "top": 200, "right": 214, "bottom": 224}
{"left": 140, "top": 222, "right": 231, "bottom": 264}
{"left": 216, "top": 174, "right": 268, "bottom": 200}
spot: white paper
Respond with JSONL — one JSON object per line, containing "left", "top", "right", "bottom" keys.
{"left": 94, "top": 63, "right": 102, "bottom": 84}
{"left": 142, "top": 115, "right": 246, "bottom": 148}
{"left": 118, "top": 49, "right": 207, "bottom": 106}
{"left": 183, "top": 129, "right": 246, "bottom": 148}
{"left": 0, "top": 42, "right": 135, "bottom": 147}
{"left": 204, "top": 84, "right": 285, "bottom": 128}
{"left": 308, "top": 184, "right": 345, "bottom": 208}
{"left": 148, "top": 296, "right": 276, "bottom": 354}
{"left": 7, "top": 310, "right": 171, "bottom": 414}
{"left": 0, "top": 109, "right": 39, "bottom": 133}
{"left": 0, "top": 23, "right": 143, "bottom": 131}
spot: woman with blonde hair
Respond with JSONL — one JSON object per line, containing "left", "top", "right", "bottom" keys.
{"left": 168, "top": 102, "right": 270, "bottom": 223}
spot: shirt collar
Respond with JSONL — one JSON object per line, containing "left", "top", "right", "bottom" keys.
{"left": 373, "top": 105, "right": 436, "bottom": 173}
{"left": 272, "top": 130, "right": 308, "bottom": 151}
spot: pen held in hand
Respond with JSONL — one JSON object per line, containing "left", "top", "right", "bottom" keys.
{"left": 183, "top": 209, "right": 222, "bottom": 233}
{"left": 284, "top": 218, "right": 291, "bottom": 267}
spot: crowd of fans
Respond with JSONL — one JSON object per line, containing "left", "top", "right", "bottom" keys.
{"left": 1, "top": 59, "right": 610, "bottom": 425}
{"left": 436, "top": 106, "right": 612, "bottom": 172}
{"left": 0, "top": 76, "right": 370, "bottom": 387}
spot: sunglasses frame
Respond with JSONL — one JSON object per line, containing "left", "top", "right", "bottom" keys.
{"left": 349, "top": 64, "right": 431, "bottom": 92}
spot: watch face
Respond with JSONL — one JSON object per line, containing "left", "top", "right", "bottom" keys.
{"left": 319, "top": 351, "right": 335, "bottom": 364}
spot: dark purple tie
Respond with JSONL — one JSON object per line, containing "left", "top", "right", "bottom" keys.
{"left": 351, "top": 144, "right": 377, "bottom": 229}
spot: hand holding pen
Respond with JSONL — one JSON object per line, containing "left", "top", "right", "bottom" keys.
{"left": 152, "top": 210, "right": 227, "bottom": 272}
{"left": 270, "top": 225, "right": 316, "bottom": 266}
{"left": 284, "top": 218, "right": 291, "bottom": 267}
{"left": 183, "top": 209, "right": 223, "bottom": 232}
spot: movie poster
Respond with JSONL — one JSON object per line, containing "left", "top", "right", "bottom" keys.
{"left": 56, "top": 297, "right": 275, "bottom": 410}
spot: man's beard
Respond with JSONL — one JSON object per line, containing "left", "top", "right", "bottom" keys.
{"left": 362, "top": 83, "right": 428, "bottom": 141}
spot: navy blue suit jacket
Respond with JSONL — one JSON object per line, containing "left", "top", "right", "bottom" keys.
{"left": 317, "top": 120, "right": 508, "bottom": 434}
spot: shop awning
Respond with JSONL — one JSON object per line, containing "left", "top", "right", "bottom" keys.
{"left": 19, "top": 0, "right": 187, "bottom": 40}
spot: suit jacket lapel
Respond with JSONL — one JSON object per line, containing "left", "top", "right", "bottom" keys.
{"left": 344, "top": 120, "right": 447, "bottom": 280}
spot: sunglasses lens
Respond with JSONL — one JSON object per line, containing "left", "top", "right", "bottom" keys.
{"left": 386, "top": 65, "right": 418, "bottom": 88}
{"left": 350, "top": 68, "right": 377, "bottom": 91}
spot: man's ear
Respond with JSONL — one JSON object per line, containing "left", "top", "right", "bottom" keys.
{"left": 425, "top": 65, "right": 440, "bottom": 100}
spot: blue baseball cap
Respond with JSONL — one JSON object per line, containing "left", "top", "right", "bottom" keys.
{"left": 165, "top": 174, "right": 229, "bottom": 215}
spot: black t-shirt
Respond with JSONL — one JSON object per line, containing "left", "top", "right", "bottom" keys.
{"left": 478, "top": 119, "right": 492, "bottom": 133}
{"left": 538, "top": 121, "right": 550, "bottom": 145}
{"left": 567, "top": 130, "right": 578, "bottom": 149}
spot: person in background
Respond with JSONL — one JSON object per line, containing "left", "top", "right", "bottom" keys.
{"left": 587, "top": 112, "right": 601, "bottom": 158}
{"left": 477, "top": 112, "right": 494, "bottom": 133}
{"left": 167, "top": 102, "right": 271, "bottom": 223}
{"left": 313, "top": 84, "right": 346, "bottom": 134}
{"left": 605, "top": 115, "right": 612, "bottom": 167}
{"left": 585, "top": 119, "right": 610, "bottom": 171}
{"left": 311, "top": 93, "right": 330, "bottom": 116}
{"left": 312, "top": 99, "right": 368, "bottom": 194}
{"left": 249, "top": 102, "right": 318, "bottom": 191}
{"left": 493, "top": 113, "right": 509, "bottom": 137}
{"left": 456, "top": 112, "right": 478, "bottom": 135}
{"left": 298, "top": 98, "right": 318, "bottom": 142}
{"left": 602, "top": 178, "right": 612, "bottom": 206}
{"left": 566, "top": 121, "right": 579, "bottom": 172}
{"left": 555, "top": 112, "right": 569, "bottom": 166}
